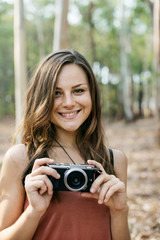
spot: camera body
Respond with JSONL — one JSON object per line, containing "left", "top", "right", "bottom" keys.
{"left": 48, "top": 163, "right": 101, "bottom": 192}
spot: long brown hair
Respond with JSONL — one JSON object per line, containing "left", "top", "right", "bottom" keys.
{"left": 21, "top": 50, "right": 114, "bottom": 179}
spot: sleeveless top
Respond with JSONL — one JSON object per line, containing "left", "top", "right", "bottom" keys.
{"left": 23, "top": 149, "right": 114, "bottom": 240}
{"left": 24, "top": 192, "right": 111, "bottom": 240}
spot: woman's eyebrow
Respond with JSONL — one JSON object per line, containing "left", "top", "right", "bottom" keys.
{"left": 72, "top": 83, "right": 87, "bottom": 88}
{"left": 56, "top": 83, "right": 87, "bottom": 89}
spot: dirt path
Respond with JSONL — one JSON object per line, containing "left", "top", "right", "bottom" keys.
{"left": 0, "top": 116, "right": 160, "bottom": 239}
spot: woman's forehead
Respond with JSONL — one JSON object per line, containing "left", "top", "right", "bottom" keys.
{"left": 55, "top": 64, "right": 89, "bottom": 86}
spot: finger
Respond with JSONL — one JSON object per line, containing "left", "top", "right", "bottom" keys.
{"left": 39, "top": 182, "right": 48, "bottom": 195}
{"left": 25, "top": 179, "right": 45, "bottom": 193}
{"left": 32, "top": 158, "right": 55, "bottom": 171}
{"left": 25, "top": 172, "right": 54, "bottom": 195}
{"left": 31, "top": 165, "right": 60, "bottom": 180}
{"left": 31, "top": 174, "right": 54, "bottom": 195}
{"left": 98, "top": 178, "right": 119, "bottom": 204}
{"left": 87, "top": 160, "right": 105, "bottom": 172}
{"left": 104, "top": 182, "right": 125, "bottom": 203}
{"left": 90, "top": 174, "right": 115, "bottom": 193}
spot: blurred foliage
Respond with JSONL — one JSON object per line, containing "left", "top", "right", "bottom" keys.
{"left": 0, "top": 0, "right": 154, "bottom": 119}
{"left": 0, "top": 1, "right": 14, "bottom": 117}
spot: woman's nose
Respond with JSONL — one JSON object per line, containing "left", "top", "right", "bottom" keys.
{"left": 62, "top": 93, "right": 75, "bottom": 107}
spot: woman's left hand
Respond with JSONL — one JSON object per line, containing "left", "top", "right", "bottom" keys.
{"left": 81, "top": 160, "right": 127, "bottom": 211}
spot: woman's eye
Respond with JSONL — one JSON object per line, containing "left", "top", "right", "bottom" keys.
{"left": 74, "top": 89, "right": 84, "bottom": 94}
{"left": 55, "top": 91, "right": 62, "bottom": 97}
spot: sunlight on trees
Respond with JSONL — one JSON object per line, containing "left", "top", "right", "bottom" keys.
{"left": 0, "top": 0, "right": 159, "bottom": 124}
{"left": 53, "top": 0, "right": 69, "bottom": 51}
{"left": 14, "top": 0, "right": 27, "bottom": 134}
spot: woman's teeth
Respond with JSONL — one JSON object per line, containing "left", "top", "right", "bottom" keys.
{"left": 61, "top": 111, "right": 78, "bottom": 117}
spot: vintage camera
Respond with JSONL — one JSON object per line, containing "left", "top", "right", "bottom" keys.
{"left": 48, "top": 163, "right": 101, "bottom": 192}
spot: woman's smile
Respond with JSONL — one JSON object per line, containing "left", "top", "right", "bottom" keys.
{"left": 58, "top": 110, "right": 81, "bottom": 119}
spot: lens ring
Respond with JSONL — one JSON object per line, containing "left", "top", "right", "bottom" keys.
{"left": 64, "top": 168, "right": 88, "bottom": 191}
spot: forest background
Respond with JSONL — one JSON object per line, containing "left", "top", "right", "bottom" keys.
{"left": 0, "top": 0, "right": 160, "bottom": 239}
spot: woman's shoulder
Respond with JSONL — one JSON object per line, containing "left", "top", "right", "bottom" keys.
{"left": 112, "top": 149, "right": 128, "bottom": 165}
{"left": 111, "top": 148, "right": 128, "bottom": 184}
{"left": 2, "top": 144, "right": 29, "bottom": 172}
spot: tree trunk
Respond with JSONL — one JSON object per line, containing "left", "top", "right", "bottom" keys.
{"left": 153, "top": 0, "right": 160, "bottom": 142}
{"left": 35, "top": 17, "right": 45, "bottom": 59}
{"left": 53, "top": 0, "right": 69, "bottom": 51}
{"left": 87, "top": 2, "right": 97, "bottom": 63}
{"left": 138, "top": 81, "right": 144, "bottom": 117}
{"left": 14, "top": 0, "right": 27, "bottom": 141}
{"left": 119, "top": 0, "right": 133, "bottom": 121}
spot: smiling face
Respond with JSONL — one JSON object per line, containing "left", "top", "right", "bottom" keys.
{"left": 50, "top": 63, "right": 92, "bottom": 136}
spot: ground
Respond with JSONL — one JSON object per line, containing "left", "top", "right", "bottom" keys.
{"left": 0, "top": 116, "right": 160, "bottom": 239}
{"left": 106, "top": 117, "right": 160, "bottom": 240}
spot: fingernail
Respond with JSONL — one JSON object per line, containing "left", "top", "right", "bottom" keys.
{"left": 57, "top": 174, "right": 60, "bottom": 178}
{"left": 98, "top": 200, "right": 103, "bottom": 204}
{"left": 90, "top": 187, "right": 95, "bottom": 193}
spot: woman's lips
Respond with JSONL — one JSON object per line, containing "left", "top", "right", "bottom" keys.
{"left": 59, "top": 110, "right": 80, "bottom": 118}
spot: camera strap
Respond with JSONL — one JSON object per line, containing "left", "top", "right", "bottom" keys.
{"left": 53, "top": 137, "right": 76, "bottom": 164}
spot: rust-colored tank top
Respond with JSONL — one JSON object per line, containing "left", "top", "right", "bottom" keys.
{"left": 24, "top": 192, "right": 111, "bottom": 240}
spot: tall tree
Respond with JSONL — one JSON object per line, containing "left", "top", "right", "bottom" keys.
{"left": 35, "top": 14, "right": 45, "bottom": 59}
{"left": 153, "top": 0, "right": 160, "bottom": 141}
{"left": 119, "top": 0, "right": 133, "bottom": 121}
{"left": 86, "top": 2, "right": 97, "bottom": 63}
{"left": 0, "top": 2, "right": 14, "bottom": 117}
{"left": 14, "top": 0, "right": 27, "bottom": 139}
{"left": 53, "top": 0, "right": 69, "bottom": 51}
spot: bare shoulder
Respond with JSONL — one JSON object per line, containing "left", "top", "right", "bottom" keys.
{"left": 112, "top": 149, "right": 128, "bottom": 186}
{"left": 1, "top": 144, "right": 29, "bottom": 189}
{"left": 2, "top": 144, "right": 29, "bottom": 172}
{"left": 112, "top": 149, "right": 128, "bottom": 169}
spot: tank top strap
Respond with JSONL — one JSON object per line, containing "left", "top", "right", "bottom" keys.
{"left": 108, "top": 148, "right": 114, "bottom": 167}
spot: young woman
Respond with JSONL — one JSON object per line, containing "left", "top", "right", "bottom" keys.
{"left": 0, "top": 50, "right": 130, "bottom": 240}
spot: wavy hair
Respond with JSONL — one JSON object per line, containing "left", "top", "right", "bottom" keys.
{"left": 21, "top": 50, "right": 115, "bottom": 179}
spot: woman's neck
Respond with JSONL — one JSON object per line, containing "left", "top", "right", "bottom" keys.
{"left": 50, "top": 129, "right": 85, "bottom": 165}
{"left": 54, "top": 129, "right": 77, "bottom": 148}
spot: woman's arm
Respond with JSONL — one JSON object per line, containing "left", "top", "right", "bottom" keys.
{"left": 0, "top": 145, "right": 59, "bottom": 240}
{"left": 109, "top": 149, "right": 130, "bottom": 240}
{"left": 0, "top": 206, "right": 43, "bottom": 240}
{"left": 0, "top": 145, "right": 43, "bottom": 240}
{"left": 81, "top": 149, "right": 130, "bottom": 240}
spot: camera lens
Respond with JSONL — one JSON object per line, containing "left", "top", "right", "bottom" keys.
{"left": 68, "top": 172, "right": 84, "bottom": 187}
{"left": 64, "top": 168, "right": 88, "bottom": 191}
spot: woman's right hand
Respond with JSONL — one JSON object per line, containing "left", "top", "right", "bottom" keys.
{"left": 24, "top": 158, "right": 60, "bottom": 216}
